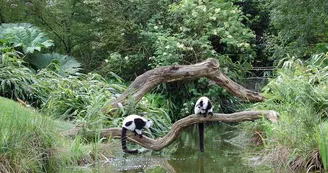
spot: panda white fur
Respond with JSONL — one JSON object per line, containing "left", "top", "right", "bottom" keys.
{"left": 194, "top": 96, "right": 213, "bottom": 116}
{"left": 194, "top": 96, "right": 213, "bottom": 153}
{"left": 121, "top": 114, "right": 153, "bottom": 154}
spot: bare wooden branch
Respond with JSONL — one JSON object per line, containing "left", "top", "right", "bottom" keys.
{"left": 101, "top": 58, "right": 265, "bottom": 113}
{"left": 65, "top": 110, "right": 278, "bottom": 151}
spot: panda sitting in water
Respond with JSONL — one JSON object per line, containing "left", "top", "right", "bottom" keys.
{"left": 121, "top": 114, "right": 153, "bottom": 154}
{"left": 194, "top": 96, "right": 213, "bottom": 152}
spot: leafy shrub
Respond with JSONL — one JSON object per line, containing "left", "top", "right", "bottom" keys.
{"left": 142, "top": 0, "right": 255, "bottom": 67}
{"left": 99, "top": 0, "right": 254, "bottom": 79}
{"left": 29, "top": 53, "right": 81, "bottom": 77}
{"left": 243, "top": 53, "right": 328, "bottom": 172}
{"left": 0, "top": 23, "right": 82, "bottom": 101}
{"left": 32, "top": 69, "right": 172, "bottom": 136}
{"left": 0, "top": 63, "right": 37, "bottom": 101}
{"left": 99, "top": 52, "right": 149, "bottom": 81}
{"left": 0, "top": 22, "right": 171, "bottom": 138}
{"left": 268, "top": 0, "right": 328, "bottom": 60}
{"left": 0, "top": 51, "right": 38, "bottom": 101}
{"left": 0, "top": 23, "right": 54, "bottom": 54}
{"left": 34, "top": 71, "right": 123, "bottom": 120}
{"left": 0, "top": 23, "right": 81, "bottom": 75}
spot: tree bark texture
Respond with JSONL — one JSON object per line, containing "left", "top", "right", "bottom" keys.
{"left": 65, "top": 110, "right": 278, "bottom": 151}
{"left": 101, "top": 58, "right": 265, "bottom": 113}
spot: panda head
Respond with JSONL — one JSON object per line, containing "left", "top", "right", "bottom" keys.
{"left": 145, "top": 119, "right": 153, "bottom": 129}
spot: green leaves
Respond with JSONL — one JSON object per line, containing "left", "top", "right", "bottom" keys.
{"left": 142, "top": 0, "right": 255, "bottom": 68}
{"left": 0, "top": 23, "right": 54, "bottom": 54}
{"left": 34, "top": 71, "right": 124, "bottom": 120}
{"left": 249, "top": 53, "right": 328, "bottom": 171}
{"left": 317, "top": 122, "right": 328, "bottom": 171}
{"left": 0, "top": 23, "right": 81, "bottom": 77}
{"left": 0, "top": 65, "right": 36, "bottom": 101}
{"left": 30, "top": 53, "right": 81, "bottom": 76}
{"left": 268, "top": 0, "right": 328, "bottom": 59}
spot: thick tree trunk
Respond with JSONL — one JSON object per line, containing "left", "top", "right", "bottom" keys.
{"left": 74, "top": 58, "right": 276, "bottom": 152}
{"left": 64, "top": 110, "right": 278, "bottom": 151}
{"left": 101, "top": 58, "right": 265, "bottom": 113}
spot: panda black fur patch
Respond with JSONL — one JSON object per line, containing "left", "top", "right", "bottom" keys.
{"left": 121, "top": 115, "right": 153, "bottom": 154}
{"left": 134, "top": 118, "right": 146, "bottom": 130}
{"left": 125, "top": 121, "right": 133, "bottom": 126}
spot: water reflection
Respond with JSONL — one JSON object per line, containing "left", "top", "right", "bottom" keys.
{"left": 107, "top": 123, "right": 272, "bottom": 173}
{"left": 106, "top": 155, "right": 174, "bottom": 173}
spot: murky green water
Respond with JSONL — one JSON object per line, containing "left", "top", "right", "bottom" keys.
{"left": 107, "top": 123, "right": 273, "bottom": 173}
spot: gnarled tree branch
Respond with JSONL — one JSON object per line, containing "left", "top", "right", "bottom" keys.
{"left": 101, "top": 58, "right": 265, "bottom": 113}
{"left": 65, "top": 110, "right": 278, "bottom": 151}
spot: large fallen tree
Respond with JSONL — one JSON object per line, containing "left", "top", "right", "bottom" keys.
{"left": 65, "top": 58, "right": 276, "bottom": 152}
{"left": 64, "top": 110, "right": 279, "bottom": 151}
{"left": 101, "top": 58, "right": 265, "bottom": 113}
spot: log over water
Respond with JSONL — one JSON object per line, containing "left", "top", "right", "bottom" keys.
{"left": 64, "top": 110, "right": 279, "bottom": 151}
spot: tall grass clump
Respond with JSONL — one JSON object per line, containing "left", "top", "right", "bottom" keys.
{"left": 242, "top": 53, "right": 328, "bottom": 172}
{"left": 0, "top": 62, "right": 36, "bottom": 101}
{"left": 0, "top": 97, "right": 93, "bottom": 172}
{"left": 33, "top": 70, "right": 172, "bottom": 137}
{"left": 0, "top": 49, "right": 38, "bottom": 102}
{"left": 317, "top": 122, "right": 328, "bottom": 171}
{"left": 34, "top": 70, "right": 124, "bottom": 121}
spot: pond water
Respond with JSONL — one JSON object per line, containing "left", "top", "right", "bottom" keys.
{"left": 106, "top": 123, "right": 273, "bottom": 173}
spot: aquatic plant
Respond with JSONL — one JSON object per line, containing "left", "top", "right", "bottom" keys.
{"left": 243, "top": 53, "right": 328, "bottom": 172}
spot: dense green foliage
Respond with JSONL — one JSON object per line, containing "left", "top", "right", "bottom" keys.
{"left": 0, "top": 23, "right": 171, "bottom": 136}
{"left": 0, "top": 23, "right": 54, "bottom": 54}
{"left": 144, "top": 0, "right": 254, "bottom": 66}
{"left": 0, "top": 22, "right": 172, "bottom": 172}
{"left": 1, "top": 0, "right": 328, "bottom": 172}
{"left": 102, "top": 0, "right": 255, "bottom": 78}
{"left": 0, "top": 1, "right": 259, "bottom": 122}
{"left": 30, "top": 53, "right": 81, "bottom": 76}
{"left": 243, "top": 54, "right": 328, "bottom": 171}
{"left": 268, "top": 0, "right": 328, "bottom": 59}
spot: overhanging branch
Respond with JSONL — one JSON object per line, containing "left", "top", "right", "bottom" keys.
{"left": 101, "top": 58, "right": 265, "bottom": 113}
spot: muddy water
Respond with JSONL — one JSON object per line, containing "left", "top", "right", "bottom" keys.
{"left": 107, "top": 123, "right": 273, "bottom": 173}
